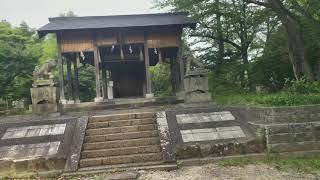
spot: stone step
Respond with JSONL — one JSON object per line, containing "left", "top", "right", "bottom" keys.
{"left": 74, "top": 161, "right": 177, "bottom": 174}
{"left": 89, "top": 112, "right": 156, "bottom": 123}
{"left": 84, "top": 130, "right": 159, "bottom": 143}
{"left": 79, "top": 152, "right": 163, "bottom": 168}
{"left": 85, "top": 124, "right": 157, "bottom": 136}
{"left": 87, "top": 118, "right": 157, "bottom": 129}
{"left": 83, "top": 137, "right": 160, "bottom": 150}
{"left": 81, "top": 145, "right": 161, "bottom": 159}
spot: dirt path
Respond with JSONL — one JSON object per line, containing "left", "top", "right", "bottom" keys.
{"left": 138, "top": 163, "right": 316, "bottom": 180}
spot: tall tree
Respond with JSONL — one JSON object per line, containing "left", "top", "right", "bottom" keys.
{"left": 245, "top": 0, "right": 318, "bottom": 81}
{"left": 0, "top": 22, "right": 41, "bottom": 101}
{"left": 157, "top": 0, "right": 269, "bottom": 88}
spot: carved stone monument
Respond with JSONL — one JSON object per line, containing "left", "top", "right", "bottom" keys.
{"left": 30, "top": 59, "right": 60, "bottom": 115}
{"left": 183, "top": 51, "right": 212, "bottom": 103}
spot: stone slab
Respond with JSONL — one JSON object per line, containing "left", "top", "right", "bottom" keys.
{"left": 0, "top": 141, "right": 60, "bottom": 161}
{"left": 176, "top": 111, "right": 235, "bottom": 124}
{"left": 2, "top": 124, "right": 66, "bottom": 139}
{"left": 180, "top": 126, "right": 246, "bottom": 142}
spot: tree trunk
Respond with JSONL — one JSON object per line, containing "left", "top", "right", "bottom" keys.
{"left": 268, "top": 0, "right": 315, "bottom": 81}
{"left": 216, "top": 0, "right": 224, "bottom": 65}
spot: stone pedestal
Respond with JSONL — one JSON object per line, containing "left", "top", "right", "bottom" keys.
{"left": 30, "top": 81, "right": 59, "bottom": 115}
{"left": 145, "top": 93, "right": 154, "bottom": 99}
{"left": 94, "top": 97, "right": 104, "bottom": 103}
{"left": 107, "top": 81, "right": 114, "bottom": 100}
{"left": 184, "top": 69, "right": 212, "bottom": 103}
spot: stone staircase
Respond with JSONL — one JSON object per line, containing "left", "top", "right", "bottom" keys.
{"left": 79, "top": 112, "right": 163, "bottom": 169}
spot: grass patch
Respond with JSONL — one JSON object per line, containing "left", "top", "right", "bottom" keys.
{"left": 218, "top": 155, "right": 320, "bottom": 174}
{"left": 214, "top": 92, "right": 320, "bottom": 106}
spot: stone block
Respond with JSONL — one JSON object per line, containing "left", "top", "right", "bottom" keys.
{"left": 268, "top": 141, "right": 320, "bottom": 153}
{"left": 184, "top": 77, "right": 209, "bottom": 93}
{"left": 131, "top": 118, "right": 156, "bottom": 125}
{"left": 80, "top": 158, "right": 102, "bottom": 167}
{"left": 266, "top": 124, "right": 290, "bottom": 134}
{"left": 220, "top": 113, "right": 236, "bottom": 121}
{"left": 216, "top": 126, "right": 242, "bottom": 132}
{"left": 85, "top": 135, "right": 106, "bottom": 143}
{"left": 184, "top": 92, "right": 212, "bottom": 103}
{"left": 135, "top": 112, "right": 156, "bottom": 119}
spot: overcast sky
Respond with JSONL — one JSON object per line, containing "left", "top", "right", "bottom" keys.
{"left": 0, "top": 0, "right": 165, "bottom": 28}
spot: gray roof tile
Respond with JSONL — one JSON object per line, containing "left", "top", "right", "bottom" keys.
{"left": 38, "top": 12, "right": 196, "bottom": 35}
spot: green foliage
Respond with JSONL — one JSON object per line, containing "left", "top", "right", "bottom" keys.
{"left": 149, "top": 63, "right": 172, "bottom": 97}
{"left": 249, "top": 28, "right": 294, "bottom": 92}
{"left": 209, "top": 62, "right": 245, "bottom": 96}
{"left": 78, "top": 65, "right": 96, "bottom": 102}
{"left": 285, "top": 78, "right": 320, "bottom": 94}
{"left": 39, "top": 34, "right": 58, "bottom": 65}
{"left": 0, "top": 21, "right": 41, "bottom": 101}
{"left": 216, "top": 92, "right": 320, "bottom": 106}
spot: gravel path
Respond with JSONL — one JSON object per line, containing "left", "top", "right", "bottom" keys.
{"left": 138, "top": 163, "right": 317, "bottom": 180}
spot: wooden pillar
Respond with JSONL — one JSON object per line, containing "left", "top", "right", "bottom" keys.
{"left": 170, "top": 57, "right": 177, "bottom": 93}
{"left": 158, "top": 48, "right": 163, "bottom": 64}
{"left": 178, "top": 33, "right": 184, "bottom": 91}
{"left": 93, "top": 44, "right": 103, "bottom": 102}
{"left": 57, "top": 36, "right": 66, "bottom": 104}
{"left": 66, "top": 57, "right": 74, "bottom": 104}
{"left": 73, "top": 53, "right": 80, "bottom": 103}
{"left": 144, "top": 34, "right": 153, "bottom": 98}
{"left": 101, "top": 66, "right": 107, "bottom": 100}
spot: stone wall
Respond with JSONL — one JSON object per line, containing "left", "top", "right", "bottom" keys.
{"left": 265, "top": 122, "right": 320, "bottom": 153}
{"left": 246, "top": 105, "right": 320, "bottom": 123}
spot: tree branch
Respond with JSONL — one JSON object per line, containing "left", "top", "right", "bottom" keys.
{"left": 244, "top": 0, "right": 270, "bottom": 8}
{"left": 191, "top": 33, "right": 242, "bottom": 50}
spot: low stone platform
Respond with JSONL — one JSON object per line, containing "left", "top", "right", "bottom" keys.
{"left": 166, "top": 106, "right": 264, "bottom": 159}
{"left": 0, "top": 117, "right": 82, "bottom": 177}
{"left": 1, "top": 104, "right": 320, "bottom": 178}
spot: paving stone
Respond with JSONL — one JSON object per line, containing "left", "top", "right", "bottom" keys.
{"left": 176, "top": 112, "right": 236, "bottom": 124}
{"left": 0, "top": 142, "right": 60, "bottom": 160}
{"left": 181, "top": 133, "right": 195, "bottom": 142}
{"left": 180, "top": 126, "right": 246, "bottom": 142}
{"left": 180, "top": 130, "right": 192, "bottom": 134}
{"left": 218, "top": 130, "right": 246, "bottom": 139}
{"left": 2, "top": 124, "right": 66, "bottom": 139}
{"left": 221, "top": 113, "right": 236, "bottom": 121}
{"left": 193, "top": 132, "right": 219, "bottom": 141}
{"left": 191, "top": 128, "right": 215, "bottom": 134}
{"left": 216, "top": 126, "right": 242, "bottom": 132}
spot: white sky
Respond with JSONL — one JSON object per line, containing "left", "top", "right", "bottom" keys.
{"left": 0, "top": 0, "right": 165, "bottom": 28}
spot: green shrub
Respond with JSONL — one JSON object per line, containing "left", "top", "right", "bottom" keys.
{"left": 149, "top": 63, "right": 172, "bottom": 97}
{"left": 216, "top": 93, "right": 320, "bottom": 106}
{"left": 78, "top": 65, "right": 96, "bottom": 102}
{"left": 285, "top": 78, "right": 320, "bottom": 94}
